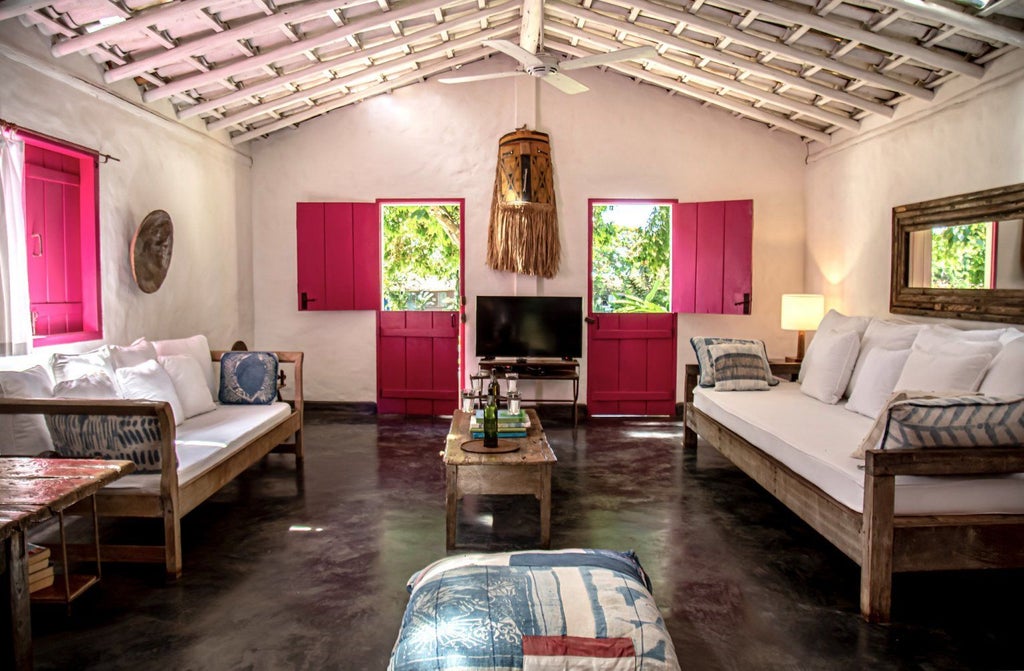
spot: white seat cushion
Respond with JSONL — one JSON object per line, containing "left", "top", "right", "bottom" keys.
{"left": 693, "top": 382, "right": 1024, "bottom": 515}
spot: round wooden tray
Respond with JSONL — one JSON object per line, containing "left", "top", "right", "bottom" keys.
{"left": 460, "top": 439, "right": 521, "bottom": 454}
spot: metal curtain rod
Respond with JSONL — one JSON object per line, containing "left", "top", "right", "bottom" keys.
{"left": 0, "top": 117, "right": 121, "bottom": 163}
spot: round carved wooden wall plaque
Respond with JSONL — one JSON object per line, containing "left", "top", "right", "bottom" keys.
{"left": 131, "top": 210, "right": 174, "bottom": 294}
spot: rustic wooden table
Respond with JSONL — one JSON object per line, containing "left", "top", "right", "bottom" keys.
{"left": 0, "top": 458, "right": 134, "bottom": 671}
{"left": 443, "top": 409, "right": 556, "bottom": 551}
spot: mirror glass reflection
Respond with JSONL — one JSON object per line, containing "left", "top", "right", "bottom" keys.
{"left": 907, "top": 218, "right": 1024, "bottom": 289}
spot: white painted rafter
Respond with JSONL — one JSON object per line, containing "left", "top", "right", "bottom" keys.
{"left": 872, "top": 0, "right": 1024, "bottom": 48}
{"left": 0, "top": 0, "right": 55, "bottom": 22}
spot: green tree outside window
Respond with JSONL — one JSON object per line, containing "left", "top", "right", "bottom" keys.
{"left": 931, "top": 222, "right": 990, "bottom": 289}
{"left": 591, "top": 203, "right": 671, "bottom": 313}
{"left": 382, "top": 204, "right": 460, "bottom": 311}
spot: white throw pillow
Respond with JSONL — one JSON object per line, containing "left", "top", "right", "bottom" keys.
{"left": 979, "top": 337, "right": 1024, "bottom": 396}
{"left": 894, "top": 349, "right": 994, "bottom": 394}
{"left": 153, "top": 335, "right": 215, "bottom": 397}
{"left": 115, "top": 359, "right": 185, "bottom": 426}
{"left": 1000, "top": 328, "right": 1024, "bottom": 345}
{"left": 109, "top": 337, "right": 158, "bottom": 370}
{"left": 799, "top": 329, "right": 860, "bottom": 404}
{"left": 798, "top": 310, "right": 870, "bottom": 383}
{"left": 0, "top": 366, "right": 55, "bottom": 455}
{"left": 912, "top": 325, "right": 1004, "bottom": 352}
{"left": 844, "top": 348, "right": 912, "bottom": 418}
{"left": 844, "top": 321, "right": 922, "bottom": 400}
{"left": 53, "top": 372, "right": 120, "bottom": 399}
{"left": 49, "top": 346, "right": 114, "bottom": 383}
{"left": 159, "top": 355, "right": 216, "bottom": 419}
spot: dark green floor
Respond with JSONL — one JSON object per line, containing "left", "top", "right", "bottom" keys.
{"left": 29, "top": 410, "right": 1024, "bottom": 669}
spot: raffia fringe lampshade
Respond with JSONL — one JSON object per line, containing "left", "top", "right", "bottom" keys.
{"left": 781, "top": 293, "right": 825, "bottom": 362}
{"left": 486, "top": 128, "right": 561, "bottom": 278}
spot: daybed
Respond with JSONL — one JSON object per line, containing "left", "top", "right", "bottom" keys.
{"left": 0, "top": 340, "right": 303, "bottom": 579}
{"left": 682, "top": 319, "right": 1024, "bottom": 622}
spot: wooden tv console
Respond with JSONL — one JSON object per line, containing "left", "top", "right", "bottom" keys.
{"left": 474, "top": 358, "right": 580, "bottom": 427}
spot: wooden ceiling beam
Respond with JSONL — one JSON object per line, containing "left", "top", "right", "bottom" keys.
{"left": 229, "top": 45, "right": 491, "bottom": 143}
{"left": 0, "top": 0, "right": 53, "bottom": 22}
{"left": 873, "top": 0, "right": 1024, "bottom": 48}
{"left": 143, "top": 0, "right": 474, "bottom": 103}
{"left": 178, "top": 3, "right": 515, "bottom": 119}
{"left": 561, "top": 0, "right": 934, "bottom": 100}
{"left": 206, "top": 21, "right": 516, "bottom": 129}
{"left": 718, "top": 0, "right": 985, "bottom": 77}
{"left": 547, "top": 23, "right": 860, "bottom": 130}
{"left": 103, "top": 0, "right": 378, "bottom": 84}
{"left": 554, "top": 42, "right": 833, "bottom": 143}
{"left": 519, "top": 0, "right": 543, "bottom": 52}
{"left": 50, "top": 0, "right": 235, "bottom": 58}
{"left": 549, "top": 3, "right": 895, "bottom": 116}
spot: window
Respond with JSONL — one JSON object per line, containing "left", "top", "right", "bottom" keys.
{"left": 591, "top": 202, "right": 671, "bottom": 313}
{"left": 21, "top": 134, "right": 101, "bottom": 345}
{"left": 380, "top": 203, "right": 461, "bottom": 311}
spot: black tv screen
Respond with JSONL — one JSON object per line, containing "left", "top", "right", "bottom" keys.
{"left": 476, "top": 296, "right": 583, "bottom": 359}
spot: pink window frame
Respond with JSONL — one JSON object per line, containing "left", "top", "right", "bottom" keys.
{"left": 19, "top": 131, "right": 102, "bottom": 346}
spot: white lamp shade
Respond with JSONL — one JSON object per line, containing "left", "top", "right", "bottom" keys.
{"left": 781, "top": 294, "right": 825, "bottom": 331}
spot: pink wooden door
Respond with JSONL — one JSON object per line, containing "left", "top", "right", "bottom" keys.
{"left": 296, "top": 202, "right": 379, "bottom": 311}
{"left": 587, "top": 313, "right": 677, "bottom": 415}
{"left": 377, "top": 311, "right": 460, "bottom": 415}
{"left": 376, "top": 200, "right": 464, "bottom": 416}
{"left": 672, "top": 200, "right": 753, "bottom": 314}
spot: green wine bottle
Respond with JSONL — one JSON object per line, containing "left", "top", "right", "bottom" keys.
{"left": 483, "top": 371, "right": 499, "bottom": 448}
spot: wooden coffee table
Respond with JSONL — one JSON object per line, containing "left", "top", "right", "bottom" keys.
{"left": 444, "top": 409, "right": 556, "bottom": 550}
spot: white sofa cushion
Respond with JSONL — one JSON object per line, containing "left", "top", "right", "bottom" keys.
{"left": 798, "top": 310, "right": 870, "bottom": 383}
{"left": 103, "top": 402, "right": 292, "bottom": 494}
{"left": 799, "top": 329, "right": 860, "bottom": 404}
{"left": 894, "top": 349, "right": 994, "bottom": 394}
{"left": 109, "top": 338, "right": 158, "bottom": 370}
{"left": 159, "top": 355, "right": 216, "bottom": 419}
{"left": 1000, "top": 328, "right": 1023, "bottom": 345}
{"left": 0, "top": 366, "right": 54, "bottom": 455}
{"left": 693, "top": 382, "right": 1024, "bottom": 515}
{"left": 913, "top": 325, "right": 1004, "bottom": 351}
{"left": 153, "top": 334, "right": 216, "bottom": 397}
{"left": 845, "top": 347, "right": 912, "bottom": 418}
{"left": 115, "top": 360, "right": 185, "bottom": 426}
{"left": 53, "top": 372, "right": 119, "bottom": 399}
{"left": 49, "top": 346, "right": 114, "bottom": 384}
{"left": 845, "top": 320, "right": 922, "bottom": 399}
{"left": 979, "top": 337, "right": 1024, "bottom": 396}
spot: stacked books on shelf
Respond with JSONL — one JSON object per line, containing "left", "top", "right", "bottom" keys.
{"left": 469, "top": 409, "right": 530, "bottom": 439}
{"left": 27, "top": 542, "right": 55, "bottom": 594}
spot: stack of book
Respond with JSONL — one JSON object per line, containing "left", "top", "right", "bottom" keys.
{"left": 27, "top": 543, "right": 54, "bottom": 593}
{"left": 469, "top": 409, "right": 530, "bottom": 439}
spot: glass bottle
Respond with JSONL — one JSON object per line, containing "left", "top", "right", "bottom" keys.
{"left": 483, "top": 373, "right": 499, "bottom": 448}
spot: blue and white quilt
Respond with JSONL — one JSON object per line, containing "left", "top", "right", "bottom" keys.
{"left": 388, "top": 549, "right": 680, "bottom": 670}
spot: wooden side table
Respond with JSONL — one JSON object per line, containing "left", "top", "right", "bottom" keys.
{"left": 0, "top": 458, "right": 133, "bottom": 671}
{"left": 443, "top": 409, "right": 556, "bottom": 550}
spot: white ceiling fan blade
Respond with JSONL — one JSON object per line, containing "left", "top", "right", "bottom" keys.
{"left": 559, "top": 46, "right": 658, "bottom": 72}
{"left": 542, "top": 72, "right": 589, "bottom": 94}
{"left": 438, "top": 70, "right": 529, "bottom": 84}
{"left": 482, "top": 39, "right": 545, "bottom": 69}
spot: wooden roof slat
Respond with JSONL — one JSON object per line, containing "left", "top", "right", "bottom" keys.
{"left": 873, "top": 0, "right": 1024, "bottom": 48}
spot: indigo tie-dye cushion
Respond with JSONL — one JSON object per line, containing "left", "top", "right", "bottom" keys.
{"left": 219, "top": 352, "right": 278, "bottom": 405}
{"left": 708, "top": 342, "right": 775, "bottom": 391}
{"left": 691, "top": 336, "right": 778, "bottom": 388}
{"left": 46, "top": 414, "right": 164, "bottom": 473}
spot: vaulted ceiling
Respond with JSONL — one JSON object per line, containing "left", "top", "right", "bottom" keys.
{"left": 2, "top": 0, "right": 1022, "bottom": 145}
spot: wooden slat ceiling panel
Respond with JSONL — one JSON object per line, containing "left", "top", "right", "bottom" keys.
{"left": 2, "top": 0, "right": 1021, "bottom": 144}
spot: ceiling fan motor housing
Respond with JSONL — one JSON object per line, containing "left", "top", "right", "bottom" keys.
{"left": 526, "top": 54, "right": 560, "bottom": 76}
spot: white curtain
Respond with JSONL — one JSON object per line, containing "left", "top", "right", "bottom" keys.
{"left": 0, "top": 132, "right": 32, "bottom": 356}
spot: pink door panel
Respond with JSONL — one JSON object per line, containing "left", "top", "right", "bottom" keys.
{"left": 324, "top": 202, "right": 355, "bottom": 310}
{"left": 586, "top": 313, "right": 676, "bottom": 416}
{"left": 672, "top": 199, "right": 753, "bottom": 314}
{"left": 378, "top": 311, "right": 460, "bottom": 415}
{"left": 722, "top": 200, "right": 753, "bottom": 315}
{"left": 296, "top": 202, "right": 326, "bottom": 310}
{"left": 296, "top": 201, "right": 380, "bottom": 311}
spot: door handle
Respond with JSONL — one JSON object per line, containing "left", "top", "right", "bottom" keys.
{"left": 460, "top": 313, "right": 468, "bottom": 324}
{"left": 300, "top": 292, "right": 317, "bottom": 310}
{"left": 733, "top": 292, "right": 751, "bottom": 315}
{"left": 451, "top": 314, "right": 457, "bottom": 327}
{"left": 584, "top": 316, "right": 597, "bottom": 325}
{"left": 31, "top": 233, "right": 43, "bottom": 257}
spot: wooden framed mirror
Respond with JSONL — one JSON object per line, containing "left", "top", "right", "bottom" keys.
{"left": 890, "top": 182, "right": 1024, "bottom": 324}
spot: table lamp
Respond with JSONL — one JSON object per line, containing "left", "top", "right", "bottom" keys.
{"left": 781, "top": 294, "right": 825, "bottom": 362}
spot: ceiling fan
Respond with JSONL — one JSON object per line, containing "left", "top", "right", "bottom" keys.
{"left": 439, "top": 40, "right": 658, "bottom": 94}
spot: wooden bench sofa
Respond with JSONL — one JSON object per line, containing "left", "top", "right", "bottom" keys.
{"left": 683, "top": 363, "right": 1024, "bottom": 623}
{"left": 0, "top": 350, "right": 304, "bottom": 579}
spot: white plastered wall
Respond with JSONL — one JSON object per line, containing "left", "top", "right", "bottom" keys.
{"left": 804, "top": 50, "right": 1024, "bottom": 323}
{"left": 0, "top": 23, "right": 255, "bottom": 368}
{"left": 251, "top": 59, "right": 808, "bottom": 403}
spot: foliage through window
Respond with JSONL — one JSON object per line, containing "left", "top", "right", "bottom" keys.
{"left": 930, "top": 222, "right": 992, "bottom": 289}
{"left": 591, "top": 203, "right": 670, "bottom": 313}
{"left": 381, "top": 204, "right": 460, "bottom": 311}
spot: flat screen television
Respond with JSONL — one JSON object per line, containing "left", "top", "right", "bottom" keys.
{"left": 476, "top": 296, "right": 583, "bottom": 359}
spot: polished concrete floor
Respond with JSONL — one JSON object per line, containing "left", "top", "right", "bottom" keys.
{"left": 30, "top": 411, "right": 1023, "bottom": 670}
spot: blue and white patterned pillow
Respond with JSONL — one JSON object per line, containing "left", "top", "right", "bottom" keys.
{"left": 691, "top": 336, "right": 778, "bottom": 388}
{"left": 46, "top": 414, "right": 164, "bottom": 473}
{"left": 708, "top": 343, "right": 774, "bottom": 391}
{"left": 219, "top": 352, "right": 278, "bottom": 405}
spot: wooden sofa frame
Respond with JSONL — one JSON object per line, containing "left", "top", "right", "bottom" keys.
{"left": 0, "top": 350, "right": 303, "bottom": 580}
{"left": 683, "top": 363, "right": 1024, "bottom": 622}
